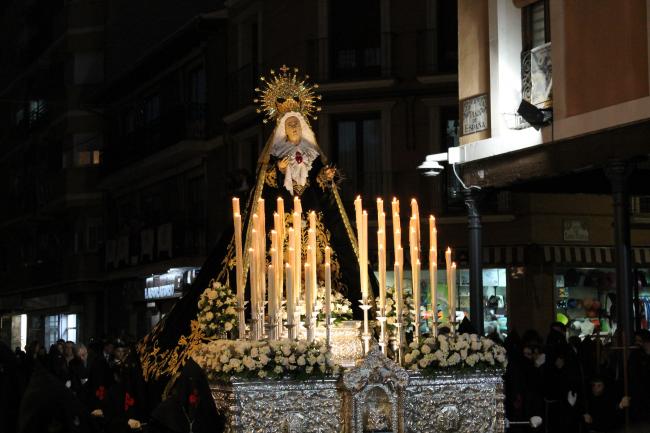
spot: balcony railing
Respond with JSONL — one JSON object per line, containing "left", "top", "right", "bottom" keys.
{"left": 227, "top": 63, "right": 260, "bottom": 112}
{"left": 416, "top": 29, "right": 458, "bottom": 75}
{"left": 107, "top": 103, "right": 208, "bottom": 169}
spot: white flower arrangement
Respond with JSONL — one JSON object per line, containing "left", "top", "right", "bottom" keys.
{"left": 192, "top": 338, "right": 340, "bottom": 381}
{"left": 377, "top": 285, "right": 416, "bottom": 334}
{"left": 315, "top": 284, "right": 353, "bottom": 324}
{"left": 403, "top": 333, "right": 507, "bottom": 373}
{"left": 197, "top": 280, "right": 239, "bottom": 338}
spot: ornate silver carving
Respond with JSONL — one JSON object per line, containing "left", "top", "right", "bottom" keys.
{"left": 405, "top": 371, "right": 505, "bottom": 433}
{"left": 315, "top": 320, "right": 364, "bottom": 367}
{"left": 210, "top": 378, "right": 342, "bottom": 433}
{"left": 343, "top": 345, "right": 409, "bottom": 433}
{"left": 210, "top": 351, "right": 504, "bottom": 433}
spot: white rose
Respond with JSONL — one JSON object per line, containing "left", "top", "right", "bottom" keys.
{"left": 421, "top": 344, "right": 431, "bottom": 354}
{"left": 259, "top": 354, "right": 270, "bottom": 365}
{"left": 460, "top": 349, "right": 468, "bottom": 360}
{"left": 404, "top": 354, "right": 413, "bottom": 364}
{"left": 306, "top": 366, "right": 313, "bottom": 374}
{"left": 274, "top": 365, "right": 284, "bottom": 374}
{"left": 319, "top": 364, "right": 326, "bottom": 373}
{"left": 258, "top": 370, "right": 267, "bottom": 378}
{"left": 207, "top": 290, "right": 218, "bottom": 300}
{"left": 281, "top": 346, "right": 292, "bottom": 357}
{"left": 205, "top": 312, "right": 214, "bottom": 321}
{"left": 219, "top": 354, "right": 230, "bottom": 364}
{"left": 419, "top": 358, "right": 429, "bottom": 368}
{"left": 288, "top": 354, "right": 296, "bottom": 364}
{"left": 316, "top": 354, "right": 326, "bottom": 365}
{"left": 411, "top": 349, "right": 420, "bottom": 358}
{"left": 297, "top": 356, "right": 306, "bottom": 366}
{"left": 409, "top": 342, "right": 419, "bottom": 350}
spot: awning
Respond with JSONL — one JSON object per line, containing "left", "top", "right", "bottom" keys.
{"left": 543, "top": 245, "right": 650, "bottom": 266}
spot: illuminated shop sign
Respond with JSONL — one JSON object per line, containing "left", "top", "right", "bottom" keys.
{"left": 144, "top": 267, "right": 199, "bottom": 300}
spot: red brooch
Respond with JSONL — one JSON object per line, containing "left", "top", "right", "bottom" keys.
{"left": 295, "top": 151, "right": 303, "bottom": 164}
{"left": 124, "top": 392, "right": 135, "bottom": 412}
{"left": 188, "top": 389, "right": 200, "bottom": 407}
{"left": 95, "top": 386, "right": 106, "bottom": 401}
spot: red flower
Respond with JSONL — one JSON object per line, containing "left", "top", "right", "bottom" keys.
{"left": 188, "top": 389, "right": 200, "bottom": 407}
{"left": 124, "top": 392, "right": 135, "bottom": 412}
{"left": 95, "top": 386, "right": 106, "bottom": 401}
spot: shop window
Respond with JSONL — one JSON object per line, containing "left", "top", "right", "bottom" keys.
{"left": 329, "top": 0, "right": 381, "bottom": 79}
{"left": 332, "top": 114, "right": 382, "bottom": 202}
{"left": 44, "top": 313, "right": 78, "bottom": 348}
{"left": 11, "top": 314, "right": 27, "bottom": 352}
{"left": 73, "top": 133, "right": 103, "bottom": 167}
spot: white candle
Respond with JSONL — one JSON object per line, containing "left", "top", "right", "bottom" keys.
{"left": 429, "top": 216, "right": 437, "bottom": 323}
{"left": 268, "top": 264, "right": 275, "bottom": 338}
{"left": 445, "top": 247, "right": 453, "bottom": 321}
{"left": 292, "top": 211, "right": 301, "bottom": 305}
{"left": 325, "top": 246, "right": 331, "bottom": 320}
{"left": 450, "top": 262, "right": 457, "bottom": 323}
{"left": 285, "top": 263, "right": 294, "bottom": 338}
{"left": 308, "top": 211, "right": 317, "bottom": 301}
{"left": 249, "top": 246, "right": 256, "bottom": 338}
{"left": 305, "top": 262, "right": 312, "bottom": 316}
{"left": 361, "top": 210, "right": 369, "bottom": 300}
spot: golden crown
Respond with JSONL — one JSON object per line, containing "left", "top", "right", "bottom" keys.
{"left": 254, "top": 65, "right": 322, "bottom": 123}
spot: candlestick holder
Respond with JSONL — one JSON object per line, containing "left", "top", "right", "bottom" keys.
{"left": 376, "top": 309, "right": 387, "bottom": 354}
{"left": 393, "top": 322, "right": 404, "bottom": 365}
{"left": 413, "top": 311, "right": 421, "bottom": 346}
{"left": 325, "top": 314, "right": 332, "bottom": 350}
{"left": 359, "top": 299, "right": 372, "bottom": 355}
{"left": 285, "top": 321, "right": 297, "bottom": 340}
{"left": 305, "top": 310, "right": 317, "bottom": 342}
{"left": 236, "top": 300, "right": 247, "bottom": 340}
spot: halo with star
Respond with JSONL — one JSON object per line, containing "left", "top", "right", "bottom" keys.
{"left": 254, "top": 65, "right": 322, "bottom": 124}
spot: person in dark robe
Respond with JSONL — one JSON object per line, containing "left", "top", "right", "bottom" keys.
{"left": 102, "top": 349, "right": 148, "bottom": 433}
{"left": 148, "top": 359, "right": 223, "bottom": 433}
{"left": 137, "top": 105, "right": 378, "bottom": 405}
{"left": 579, "top": 376, "right": 628, "bottom": 433}
{"left": 628, "top": 329, "right": 650, "bottom": 423}
{"left": 17, "top": 361, "right": 90, "bottom": 433}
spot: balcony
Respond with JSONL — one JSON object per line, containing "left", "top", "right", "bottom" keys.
{"left": 416, "top": 29, "right": 458, "bottom": 76}
{"left": 227, "top": 63, "right": 260, "bottom": 113}
{"left": 106, "top": 103, "right": 209, "bottom": 169}
{"left": 305, "top": 34, "right": 395, "bottom": 84}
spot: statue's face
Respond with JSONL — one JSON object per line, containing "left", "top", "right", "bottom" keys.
{"left": 285, "top": 116, "right": 302, "bottom": 144}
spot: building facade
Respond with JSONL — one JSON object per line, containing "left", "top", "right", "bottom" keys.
{"left": 455, "top": 0, "right": 650, "bottom": 337}
{"left": 1, "top": 0, "right": 476, "bottom": 346}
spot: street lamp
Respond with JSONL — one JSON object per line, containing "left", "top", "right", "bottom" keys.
{"left": 418, "top": 147, "right": 484, "bottom": 335}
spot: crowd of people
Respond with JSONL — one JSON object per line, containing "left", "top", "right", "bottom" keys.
{"left": 2, "top": 324, "right": 650, "bottom": 432}
{"left": 503, "top": 323, "right": 650, "bottom": 433}
{"left": 0, "top": 337, "right": 219, "bottom": 433}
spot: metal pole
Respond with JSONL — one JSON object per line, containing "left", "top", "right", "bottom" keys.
{"left": 463, "top": 188, "right": 484, "bottom": 335}
{"left": 606, "top": 162, "right": 634, "bottom": 347}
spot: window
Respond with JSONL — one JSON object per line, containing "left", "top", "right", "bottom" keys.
{"left": 521, "top": 0, "right": 552, "bottom": 108}
{"left": 418, "top": 0, "right": 458, "bottom": 74}
{"left": 28, "top": 99, "right": 47, "bottom": 126}
{"left": 73, "top": 133, "right": 103, "bottom": 167}
{"left": 45, "top": 314, "right": 78, "bottom": 348}
{"left": 522, "top": 1, "right": 550, "bottom": 51}
{"left": 330, "top": 0, "right": 381, "bottom": 79}
{"left": 188, "top": 67, "right": 206, "bottom": 104}
{"left": 332, "top": 114, "right": 382, "bottom": 201}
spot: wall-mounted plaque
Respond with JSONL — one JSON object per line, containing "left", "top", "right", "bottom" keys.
{"left": 461, "top": 94, "right": 489, "bottom": 136}
{"left": 563, "top": 219, "right": 589, "bottom": 242}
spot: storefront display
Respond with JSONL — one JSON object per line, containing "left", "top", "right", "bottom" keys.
{"left": 554, "top": 267, "right": 617, "bottom": 336}
{"left": 457, "top": 268, "right": 508, "bottom": 335}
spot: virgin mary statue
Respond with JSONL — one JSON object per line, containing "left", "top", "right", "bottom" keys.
{"left": 138, "top": 66, "right": 376, "bottom": 395}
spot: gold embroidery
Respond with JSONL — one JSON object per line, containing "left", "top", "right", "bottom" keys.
{"left": 292, "top": 178, "right": 309, "bottom": 196}
{"left": 265, "top": 166, "right": 278, "bottom": 188}
{"left": 316, "top": 166, "right": 335, "bottom": 191}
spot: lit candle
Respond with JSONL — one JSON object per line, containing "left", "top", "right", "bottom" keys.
{"left": 232, "top": 197, "right": 240, "bottom": 216}
{"left": 233, "top": 209, "right": 243, "bottom": 303}
{"left": 305, "top": 262, "right": 312, "bottom": 322}
{"left": 292, "top": 211, "right": 301, "bottom": 305}
{"left": 354, "top": 196, "right": 363, "bottom": 243}
{"left": 285, "top": 263, "right": 294, "bottom": 338}
{"left": 276, "top": 198, "right": 285, "bottom": 303}
{"left": 361, "top": 210, "right": 369, "bottom": 299}
{"left": 450, "top": 262, "right": 457, "bottom": 323}
{"left": 411, "top": 198, "right": 420, "bottom": 251}
{"left": 445, "top": 247, "right": 452, "bottom": 321}
{"left": 324, "top": 246, "right": 331, "bottom": 320}
{"left": 248, "top": 246, "right": 256, "bottom": 338}
{"left": 394, "top": 257, "right": 403, "bottom": 332}
{"left": 268, "top": 264, "right": 275, "bottom": 338}
{"left": 309, "top": 211, "right": 317, "bottom": 299}
{"left": 429, "top": 216, "right": 437, "bottom": 324}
